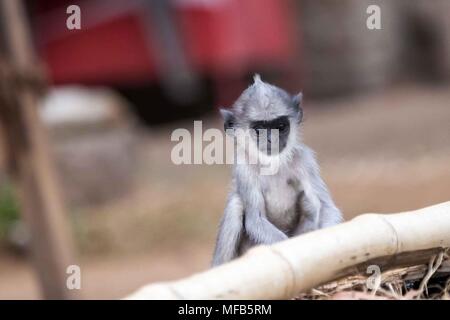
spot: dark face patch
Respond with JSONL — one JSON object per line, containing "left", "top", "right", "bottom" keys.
{"left": 250, "top": 116, "right": 290, "bottom": 155}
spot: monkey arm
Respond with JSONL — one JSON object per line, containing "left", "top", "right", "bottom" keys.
{"left": 318, "top": 198, "right": 343, "bottom": 228}
{"left": 307, "top": 161, "right": 343, "bottom": 228}
{"left": 211, "top": 193, "right": 244, "bottom": 266}
{"left": 238, "top": 178, "right": 288, "bottom": 245}
{"left": 295, "top": 147, "right": 343, "bottom": 234}
{"left": 244, "top": 208, "right": 289, "bottom": 245}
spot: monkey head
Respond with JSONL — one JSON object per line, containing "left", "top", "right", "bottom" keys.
{"left": 220, "top": 74, "right": 303, "bottom": 157}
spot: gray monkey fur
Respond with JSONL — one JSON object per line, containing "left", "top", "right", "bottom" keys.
{"left": 212, "top": 75, "right": 343, "bottom": 266}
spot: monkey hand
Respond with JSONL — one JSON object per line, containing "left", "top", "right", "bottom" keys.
{"left": 251, "top": 217, "right": 289, "bottom": 245}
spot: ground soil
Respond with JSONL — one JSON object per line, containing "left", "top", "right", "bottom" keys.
{"left": 0, "top": 84, "right": 449, "bottom": 299}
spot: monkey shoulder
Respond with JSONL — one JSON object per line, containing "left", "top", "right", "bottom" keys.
{"left": 298, "top": 144, "right": 320, "bottom": 173}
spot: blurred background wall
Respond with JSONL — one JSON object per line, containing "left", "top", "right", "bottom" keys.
{"left": 0, "top": 0, "right": 449, "bottom": 299}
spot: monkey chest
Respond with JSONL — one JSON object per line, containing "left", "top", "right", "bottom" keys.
{"left": 261, "top": 177, "right": 301, "bottom": 232}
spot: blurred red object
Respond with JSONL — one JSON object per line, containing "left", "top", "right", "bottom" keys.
{"left": 32, "top": 0, "right": 296, "bottom": 86}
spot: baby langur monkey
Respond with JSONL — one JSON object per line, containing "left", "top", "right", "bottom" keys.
{"left": 212, "top": 75, "right": 343, "bottom": 266}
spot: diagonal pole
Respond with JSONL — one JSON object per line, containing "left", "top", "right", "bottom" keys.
{"left": 0, "top": 0, "right": 80, "bottom": 299}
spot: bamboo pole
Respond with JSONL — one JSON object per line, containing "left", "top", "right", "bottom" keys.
{"left": 0, "top": 0, "right": 79, "bottom": 299}
{"left": 126, "top": 201, "right": 450, "bottom": 299}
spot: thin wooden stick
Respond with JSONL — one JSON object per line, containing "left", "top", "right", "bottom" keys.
{"left": 0, "top": 0, "right": 79, "bottom": 299}
{"left": 126, "top": 201, "right": 450, "bottom": 299}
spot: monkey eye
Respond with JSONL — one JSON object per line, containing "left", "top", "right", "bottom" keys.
{"left": 251, "top": 123, "right": 265, "bottom": 131}
{"left": 251, "top": 117, "right": 289, "bottom": 134}
{"left": 277, "top": 121, "right": 289, "bottom": 132}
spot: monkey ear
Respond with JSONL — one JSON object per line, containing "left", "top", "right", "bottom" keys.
{"left": 293, "top": 92, "right": 303, "bottom": 107}
{"left": 292, "top": 93, "right": 303, "bottom": 123}
{"left": 220, "top": 108, "right": 236, "bottom": 132}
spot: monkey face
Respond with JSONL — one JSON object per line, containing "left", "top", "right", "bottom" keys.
{"left": 250, "top": 116, "right": 290, "bottom": 155}
{"left": 220, "top": 74, "right": 303, "bottom": 158}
